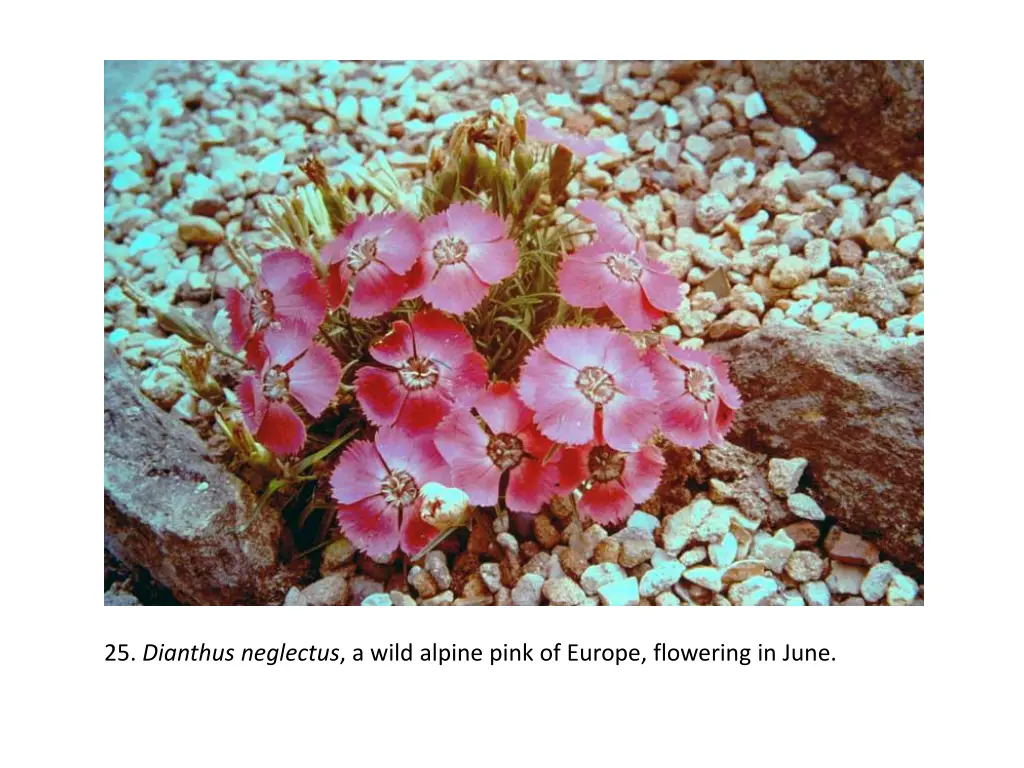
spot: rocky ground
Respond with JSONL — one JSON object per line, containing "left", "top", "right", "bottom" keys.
{"left": 104, "top": 60, "right": 924, "bottom": 606}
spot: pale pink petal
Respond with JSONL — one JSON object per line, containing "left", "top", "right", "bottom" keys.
{"left": 602, "top": 394, "right": 659, "bottom": 453}
{"left": 602, "top": 333, "right": 659, "bottom": 397}
{"left": 370, "top": 320, "right": 415, "bottom": 367}
{"left": 255, "top": 402, "right": 307, "bottom": 455}
{"left": 578, "top": 481, "right": 633, "bottom": 525}
{"left": 336, "top": 495, "right": 399, "bottom": 559}
{"left": 661, "top": 395, "right": 711, "bottom": 448}
{"left": 420, "top": 212, "right": 451, "bottom": 246}
{"left": 534, "top": 392, "right": 595, "bottom": 447}
{"left": 558, "top": 255, "right": 617, "bottom": 309}
{"left": 604, "top": 277, "right": 660, "bottom": 331}
{"left": 526, "top": 118, "right": 608, "bottom": 157}
{"left": 287, "top": 343, "right": 341, "bottom": 417}
{"left": 355, "top": 366, "right": 405, "bottom": 428}
{"left": 542, "top": 326, "right": 612, "bottom": 370}
{"left": 263, "top": 320, "right": 314, "bottom": 368}
{"left": 321, "top": 223, "right": 357, "bottom": 266}
{"left": 710, "top": 356, "right": 743, "bottom": 409}
{"left": 410, "top": 310, "right": 476, "bottom": 368}
{"left": 666, "top": 345, "right": 716, "bottom": 369}
{"left": 225, "top": 288, "right": 252, "bottom": 351}
{"left": 645, "top": 348, "right": 686, "bottom": 403}
{"left": 520, "top": 348, "right": 583, "bottom": 413}
{"left": 260, "top": 249, "right": 314, "bottom": 293}
{"left": 639, "top": 268, "right": 683, "bottom": 313}
{"left": 474, "top": 381, "right": 532, "bottom": 436}
{"left": 574, "top": 199, "right": 636, "bottom": 251}
{"left": 445, "top": 202, "right": 507, "bottom": 244}
{"left": 348, "top": 259, "right": 410, "bottom": 319}
{"left": 330, "top": 439, "right": 388, "bottom": 505}
{"left": 422, "top": 261, "right": 491, "bottom": 315}
{"left": 367, "top": 211, "right": 423, "bottom": 275}
{"left": 377, "top": 427, "right": 451, "bottom": 487}
{"left": 447, "top": 448, "right": 503, "bottom": 508}
{"left": 706, "top": 397, "right": 737, "bottom": 445}
{"left": 400, "top": 505, "right": 442, "bottom": 557}
{"left": 506, "top": 458, "right": 557, "bottom": 514}
{"left": 465, "top": 239, "right": 518, "bottom": 284}
{"left": 435, "top": 408, "right": 490, "bottom": 465}
{"left": 238, "top": 373, "right": 267, "bottom": 433}
{"left": 621, "top": 445, "right": 666, "bottom": 504}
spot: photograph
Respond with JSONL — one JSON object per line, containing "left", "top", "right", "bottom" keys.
{"left": 103, "top": 59, "right": 924, "bottom": 607}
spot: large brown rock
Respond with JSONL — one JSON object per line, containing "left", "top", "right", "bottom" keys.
{"left": 104, "top": 345, "right": 291, "bottom": 604}
{"left": 746, "top": 60, "right": 924, "bottom": 180}
{"left": 711, "top": 326, "right": 923, "bottom": 573}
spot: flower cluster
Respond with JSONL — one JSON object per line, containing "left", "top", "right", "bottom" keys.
{"left": 214, "top": 111, "right": 742, "bottom": 563}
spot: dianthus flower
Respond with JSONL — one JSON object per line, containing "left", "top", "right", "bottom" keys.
{"left": 331, "top": 427, "right": 451, "bottom": 558}
{"left": 407, "top": 203, "right": 519, "bottom": 315}
{"left": 644, "top": 344, "right": 743, "bottom": 447}
{"left": 518, "top": 326, "right": 659, "bottom": 452}
{"left": 238, "top": 321, "right": 342, "bottom": 455}
{"left": 558, "top": 200, "right": 681, "bottom": 331}
{"left": 355, "top": 309, "right": 487, "bottom": 436}
{"left": 225, "top": 249, "right": 327, "bottom": 354}
{"left": 526, "top": 117, "right": 609, "bottom": 157}
{"left": 321, "top": 212, "right": 423, "bottom": 319}
{"left": 435, "top": 382, "right": 560, "bottom": 514}
{"left": 557, "top": 442, "right": 666, "bottom": 525}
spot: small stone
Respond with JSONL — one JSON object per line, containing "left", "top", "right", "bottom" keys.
{"left": 479, "top": 563, "right": 503, "bottom": 594}
{"left": 896, "top": 231, "right": 923, "bottom": 257}
{"left": 886, "top": 173, "right": 922, "bottom": 205}
{"left": 824, "top": 528, "right": 880, "bottom": 566}
{"left": 909, "top": 311, "right": 924, "bottom": 333}
{"left": 361, "top": 592, "right": 393, "bottom": 606}
{"left": 617, "top": 528, "right": 656, "bottom": 567}
{"left": 783, "top": 521, "right": 821, "bottom": 548}
{"left": 787, "top": 493, "right": 826, "bottom": 521}
{"left": 655, "top": 592, "right": 682, "bottom": 606}
{"left": 639, "top": 561, "right": 685, "bottom": 597}
{"left": 533, "top": 514, "right": 561, "bottom": 549}
{"left": 800, "top": 581, "right": 831, "bottom": 606}
{"left": 283, "top": 587, "right": 308, "bottom": 606}
{"left": 543, "top": 577, "right": 586, "bottom": 606}
{"left": 679, "top": 546, "right": 707, "bottom": 567}
{"left": 337, "top": 94, "right": 359, "bottom": 123}
{"left": 784, "top": 551, "right": 825, "bottom": 582}
{"left": 321, "top": 538, "right": 356, "bottom": 572}
{"left": 683, "top": 566, "right": 723, "bottom": 592}
{"left": 728, "top": 575, "right": 779, "bottom": 605}
{"left": 594, "top": 538, "right": 621, "bottom": 564}
{"left": 696, "top": 191, "right": 732, "bottom": 230}
{"left": 707, "top": 309, "right": 759, "bottom": 340}
{"left": 301, "top": 573, "right": 349, "bottom": 606}
{"left": 614, "top": 166, "right": 642, "bottom": 193}
{"left": 708, "top": 532, "right": 738, "bottom": 567}
{"left": 421, "top": 591, "right": 455, "bottom": 606}
{"left": 744, "top": 92, "right": 767, "bottom": 119}
{"left": 408, "top": 565, "right": 439, "bottom": 599}
{"left": 558, "top": 547, "right": 589, "bottom": 580}
{"left": 864, "top": 217, "right": 897, "bottom": 250}
{"left": 826, "top": 563, "right": 866, "bottom": 595}
{"left": 886, "top": 572, "right": 919, "bottom": 605}
{"left": 598, "top": 577, "right": 640, "bottom": 606}
{"left": 752, "top": 531, "right": 796, "bottom": 574}
{"left": 860, "top": 561, "right": 898, "bottom": 602}
{"left": 847, "top": 316, "right": 880, "bottom": 338}
{"left": 770, "top": 256, "right": 812, "bottom": 289}
{"left": 627, "top": 510, "right": 660, "bottom": 534}
{"left": 580, "top": 563, "right": 628, "bottom": 596}
{"left": 721, "top": 559, "right": 766, "bottom": 585}
{"left": 112, "top": 170, "right": 145, "bottom": 192}
{"left": 781, "top": 127, "right": 817, "bottom": 160}
{"left": 696, "top": 505, "right": 732, "bottom": 544}
{"left": 768, "top": 457, "right": 808, "bottom": 497}
{"left": 425, "top": 550, "right": 452, "bottom": 590}
{"left": 178, "top": 216, "right": 225, "bottom": 245}
{"left": 630, "top": 100, "right": 660, "bottom": 121}
{"left": 511, "top": 573, "right": 545, "bottom": 606}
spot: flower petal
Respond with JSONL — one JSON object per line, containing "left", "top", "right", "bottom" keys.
{"left": 602, "top": 333, "right": 659, "bottom": 397}
{"left": 324, "top": 263, "right": 349, "bottom": 310}
{"left": 542, "top": 325, "right": 613, "bottom": 370}
{"left": 263, "top": 320, "right": 314, "bottom": 368}
{"left": 330, "top": 439, "right": 388, "bottom": 505}
{"left": 396, "top": 387, "right": 451, "bottom": 437}
{"left": 555, "top": 445, "right": 590, "bottom": 495}
{"left": 465, "top": 239, "right": 519, "bottom": 284}
{"left": 271, "top": 272, "right": 325, "bottom": 333}
{"left": 574, "top": 199, "right": 637, "bottom": 251}
{"left": 558, "top": 254, "right": 616, "bottom": 309}
{"left": 526, "top": 118, "right": 608, "bottom": 157}
{"left": 578, "top": 481, "right": 633, "bottom": 525}
{"left": 255, "top": 402, "right": 307, "bottom": 455}
{"left": 445, "top": 202, "right": 507, "bottom": 244}
{"left": 400, "top": 505, "right": 442, "bottom": 557}
{"left": 370, "top": 320, "right": 415, "bottom": 367}
{"left": 621, "top": 445, "right": 666, "bottom": 504}
{"left": 602, "top": 394, "right": 659, "bottom": 453}
{"left": 710, "top": 356, "right": 743, "bottom": 409}
{"left": 640, "top": 267, "right": 683, "bottom": 313}
{"left": 435, "top": 408, "right": 490, "bottom": 466}
{"left": 377, "top": 427, "right": 451, "bottom": 487}
{"left": 603, "top": 276, "right": 660, "bottom": 331}
{"left": 367, "top": 211, "right": 423, "bottom": 275}
{"left": 225, "top": 288, "right": 253, "bottom": 351}
{"left": 422, "top": 261, "right": 491, "bottom": 315}
{"left": 661, "top": 395, "right": 711, "bottom": 448}
{"left": 336, "top": 495, "right": 399, "bottom": 560}
{"left": 349, "top": 260, "right": 410, "bottom": 319}
{"left": 260, "top": 249, "right": 314, "bottom": 293}
{"left": 355, "top": 366, "right": 405, "bottom": 428}
{"left": 506, "top": 458, "right": 557, "bottom": 514}
{"left": 238, "top": 373, "right": 267, "bottom": 433}
{"left": 410, "top": 309, "right": 476, "bottom": 367}
{"left": 474, "top": 381, "right": 532, "bottom": 436}
{"left": 448, "top": 448, "right": 502, "bottom": 508}
{"left": 287, "top": 343, "right": 341, "bottom": 418}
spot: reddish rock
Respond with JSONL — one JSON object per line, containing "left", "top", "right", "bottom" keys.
{"left": 746, "top": 60, "right": 923, "bottom": 179}
{"left": 825, "top": 527, "right": 881, "bottom": 567}
{"left": 784, "top": 521, "right": 823, "bottom": 549}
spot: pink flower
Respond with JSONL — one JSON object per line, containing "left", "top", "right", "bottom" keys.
{"left": 237, "top": 321, "right": 342, "bottom": 455}
{"left": 406, "top": 203, "right": 519, "bottom": 315}
{"left": 557, "top": 442, "right": 666, "bottom": 525}
{"left": 321, "top": 211, "right": 423, "bottom": 319}
{"left": 331, "top": 427, "right": 451, "bottom": 558}
{"left": 225, "top": 249, "right": 327, "bottom": 352}
{"left": 518, "top": 326, "right": 659, "bottom": 452}
{"left": 526, "top": 117, "right": 609, "bottom": 157}
{"left": 645, "top": 344, "right": 743, "bottom": 447}
{"left": 559, "top": 200, "right": 682, "bottom": 331}
{"left": 435, "top": 381, "right": 562, "bottom": 514}
{"left": 355, "top": 309, "right": 488, "bottom": 436}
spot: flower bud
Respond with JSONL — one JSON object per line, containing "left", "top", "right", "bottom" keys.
{"left": 548, "top": 144, "right": 574, "bottom": 203}
{"left": 418, "top": 482, "right": 471, "bottom": 531}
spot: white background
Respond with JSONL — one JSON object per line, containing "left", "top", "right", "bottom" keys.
{"left": 1, "top": 4, "right": 1014, "bottom": 764}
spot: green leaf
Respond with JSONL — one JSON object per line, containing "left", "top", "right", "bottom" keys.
{"left": 495, "top": 316, "right": 535, "bottom": 343}
{"left": 295, "top": 428, "right": 360, "bottom": 473}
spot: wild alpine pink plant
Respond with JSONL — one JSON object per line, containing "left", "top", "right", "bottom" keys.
{"left": 225, "top": 249, "right": 327, "bottom": 353}
{"left": 557, "top": 442, "right": 666, "bottom": 525}
{"left": 238, "top": 321, "right": 342, "bottom": 455}
{"left": 409, "top": 203, "right": 519, "bottom": 315}
{"left": 331, "top": 427, "right": 451, "bottom": 558}
{"left": 525, "top": 117, "right": 609, "bottom": 157}
{"left": 559, "top": 200, "right": 682, "bottom": 331}
{"left": 435, "top": 381, "right": 560, "bottom": 514}
{"left": 518, "top": 325, "right": 659, "bottom": 452}
{"left": 644, "top": 344, "right": 743, "bottom": 447}
{"left": 321, "top": 211, "right": 424, "bottom": 319}
{"left": 355, "top": 309, "right": 487, "bottom": 436}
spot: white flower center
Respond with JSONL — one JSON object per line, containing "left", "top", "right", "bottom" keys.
{"left": 398, "top": 356, "right": 440, "bottom": 390}
{"left": 433, "top": 236, "right": 469, "bottom": 267}
{"left": 381, "top": 470, "right": 418, "bottom": 507}
{"left": 606, "top": 251, "right": 643, "bottom": 282}
{"left": 576, "top": 365, "right": 616, "bottom": 405}
{"left": 347, "top": 237, "right": 379, "bottom": 272}
{"left": 263, "top": 367, "right": 289, "bottom": 401}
